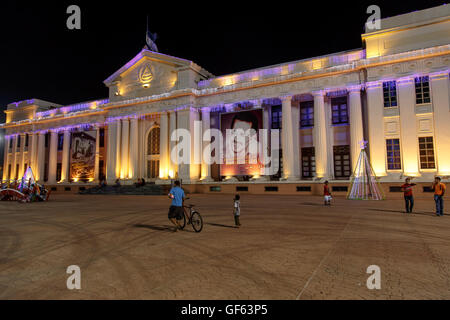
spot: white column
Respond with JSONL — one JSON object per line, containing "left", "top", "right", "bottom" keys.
{"left": 169, "top": 111, "right": 177, "bottom": 178}
{"left": 36, "top": 133, "right": 46, "bottom": 183}
{"left": 61, "top": 130, "right": 71, "bottom": 182}
{"left": 10, "top": 135, "right": 18, "bottom": 181}
{"left": 398, "top": 77, "right": 420, "bottom": 176}
{"left": 129, "top": 118, "right": 139, "bottom": 180}
{"left": 366, "top": 82, "right": 386, "bottom": 176}
{"left": 47, "top": 130, "right": 58, "bottom": 184}
{"left": 291, "top": 101, "right": 300, "bottom": 179}
{"left": 18, "top": 134, "right": 25, "bottom": 178}
{"left": 115, "top": 119, "right": 122, "bottom": 178}
{"left": 348, "top": 86, "right": 364, "bottom": 173}
{"left": 431, "top": 72, "right": 450, "bottom": 175}
{"left": 313, "top": 91, "right": 329, "bottom": 179}
{"left": 22, "top": 134, "right": 29, "bottom": 174}
{"left": 29, "top": 133, "right": 37, "bottom": 174}
{"left": 159, "top": 112, "right": 169, "bottom": 179}
{"left": 201, "top": 108, "right": 213, "bottom": 181}
{"left": 281, "top": 95, "right": 297, "bottom": 180}
{"left": 2, "top": 137, "right": 9, "bottom": 181}
{"left": 262, "top": 105, "right": 273, "bottom": 177}
{"left": 106, "top": 122, "right": 117, "bottom": 183}
{"left": 177, "top": 108, "right": 200, "bottom": 182}
{"left": 120, "top": 119, "right": 130, "bottom": 179}
{"left": 94, "top": 127, "right": 100, "bottom": 182}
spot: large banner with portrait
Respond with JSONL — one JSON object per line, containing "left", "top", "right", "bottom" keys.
{"left": 220, "top": 109, "right": 264, "bottom": 177}
{"left": 70, "top": 131, "right": 96, "bottom": 181}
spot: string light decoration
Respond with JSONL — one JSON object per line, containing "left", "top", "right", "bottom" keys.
{"left": 347, "top": 140, "right": 385, "bottom": 200}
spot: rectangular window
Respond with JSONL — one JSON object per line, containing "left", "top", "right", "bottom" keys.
{"left": 57, "top": 133, "right": 64, "bottom": 151}
{"left": 24, "top": 163, "right": 28, "bottom": 174}
{"left": 7, "top": 164, "right": 11, "bottom": 180}
{"left": 15, "top": 164, "right": 19, "bottom": 180}
{"left": 9, "top": 139, "right": 13, "bottom": 149}
{"left": 386, "top": 139, "right": 401, "bottom": 170}
{"left": 415, "top": 76, "right": 431, "bottom": 104}
{"left": 45, "top": 133, "right": 50, "bottom": 148}
{"left": 44, "top": 163, "right": 49, "bottom": 182}
{"left": 17, "top": 135, "right": 21, "bottom": 149}
{"left": 300, "top": 101, "right": 314, "bottom": 127}
{"left": 383, "top": 81, "right": 397, "bottom": 107}
{"left": 331, "top": 97, "right": 348, "bottom": 125}
{"left": 56, "top": 163, "right": 62, "bottom": 182}
{"left": 333, "top": 145, "right": 351, "bottom": 179}
{"left": 271, "top": 105, "right": 282, "bottom": 129}
{"left": 25, "top": 134, "right": 29, "bottom": 147}
{"left": 147, "top": 160, "right": 160, "bottom": 179}
{"left": 99, "top": 128, "right": 105, "bottom": 148}
{"left": 301, "top": 147, "right": 316, "bottom": 179}
{"left": 418, "top": 137, "right": 436, "bottom": 169}
{"left": 99, "top": 160, "right": 105, "bottom": 180}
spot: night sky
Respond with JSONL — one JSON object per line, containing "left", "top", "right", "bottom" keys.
{"left": 0, "top": 0, "right": 448, "bottom": 118}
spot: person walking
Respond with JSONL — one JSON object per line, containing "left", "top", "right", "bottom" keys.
{"left": 233, "top": 194, "right": 241, "bottom": 227}
{"left": 401, "top": 178, "right": 416, "bottom": 213}
{"left": 432, "top": 177, "right": 446, "bottom": 216}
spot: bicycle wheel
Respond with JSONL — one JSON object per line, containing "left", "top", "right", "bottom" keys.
{"left": 178, "top": 209, "right": 186, "bottom": 230}
{"left": 190, "top": 211, "right": 203, "bottom": 233}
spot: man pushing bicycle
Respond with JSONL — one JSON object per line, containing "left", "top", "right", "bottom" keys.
{"left": 168, "top": 180, "right": 185, "bottom": 232}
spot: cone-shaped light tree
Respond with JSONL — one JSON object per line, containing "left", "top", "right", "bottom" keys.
{"left": 347, "top": 141, "right": 385, "bottom": 200}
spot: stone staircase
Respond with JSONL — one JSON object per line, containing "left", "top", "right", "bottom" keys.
{"left": 79, "top": 183, "right": 170, "bottom": 195}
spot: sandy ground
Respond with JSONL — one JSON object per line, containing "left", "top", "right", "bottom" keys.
{"left": 0, "top": 193, "right": 450, "bottom": 300}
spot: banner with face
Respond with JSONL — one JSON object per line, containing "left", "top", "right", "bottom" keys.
{"left": 70, "top": 131, "right": 96, "bottom": 181}
{"left": 220, "top": 109, "right": 264, "bottom": 177}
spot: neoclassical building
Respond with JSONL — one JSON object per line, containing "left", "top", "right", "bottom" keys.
{"left": 2, "top": 5, "right": 450, "bottom": 196}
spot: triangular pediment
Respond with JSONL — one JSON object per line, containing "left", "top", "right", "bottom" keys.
{"left": 104, "top": 49, "right": 212, "bottom": 99}
{"left": 104, "top": 49, "right": 194, "bottom": 85}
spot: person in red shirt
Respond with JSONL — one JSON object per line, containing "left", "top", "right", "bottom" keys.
{"left": 401, "top": 178, "right": 416, "bottom": 213}
{"left": 323, "top": 181, "right": 332, "bottom": 206}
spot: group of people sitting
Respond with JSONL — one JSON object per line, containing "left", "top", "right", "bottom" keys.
{"left": 96, "top": 177, "right": 147, "bottom": 190}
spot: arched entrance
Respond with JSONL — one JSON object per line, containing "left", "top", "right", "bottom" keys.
{"left": 146, "top": 126, "right": 160, "bottom": 180}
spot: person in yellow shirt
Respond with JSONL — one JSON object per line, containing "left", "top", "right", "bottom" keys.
{"left": 432, "top": 177, "right": 446, "bottom": 216}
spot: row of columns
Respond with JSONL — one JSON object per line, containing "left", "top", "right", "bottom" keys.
{"left": 3, "top": 127, "right": 102, "bottom": 184}
{"left": 105, "top": 118, "right": 139, "bottom": 183}
{"left": 281, "top": 89, "right": 364, "bottom": 181}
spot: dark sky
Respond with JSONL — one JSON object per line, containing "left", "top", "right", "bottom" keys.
{"left": 0, "top": 0, "right": 448, "bottom": 117}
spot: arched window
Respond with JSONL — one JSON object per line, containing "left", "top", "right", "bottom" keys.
{"left": 147, "top": 127, "right": 160, "bottom": 155}
{"left": 146, "top": 127, "right": 160, "bottom": 179}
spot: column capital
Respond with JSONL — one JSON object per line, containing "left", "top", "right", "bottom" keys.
{"left": 430, "top": 71, "right": 450, "bottom": 81}
{"left": 365, "top": 81, "right": 383, "bottom": 90}
{"left": 280, "top": 95, "right": 292, "bottom": 101}
{"left": 347, "top": 85, "right": 362, "bottom": 93}
{"left": 312, "top": 90, "right": 325, "bottom": 97}
{"left": 397, "top": 76, "right": 415, "bottom": 85}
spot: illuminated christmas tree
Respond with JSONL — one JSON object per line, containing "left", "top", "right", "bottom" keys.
{"left": 347, "top": 141, "right": 384, "bottom": 200}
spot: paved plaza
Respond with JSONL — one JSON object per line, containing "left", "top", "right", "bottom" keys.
{"left": 0, "top": 193, "right": 450, "bottom": 299}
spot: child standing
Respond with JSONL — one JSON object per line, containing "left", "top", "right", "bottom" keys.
{"left": 401, "top": 178, "right": 416, "bottom": 213}
{"left": 324, "top": 181, "right": 332, "bottom": 206}
{"left": 233, "top": 194, "right": 241, "bottom": 227}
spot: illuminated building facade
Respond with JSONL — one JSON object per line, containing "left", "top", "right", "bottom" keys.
{"left": 2, "top": 5, "right": 450, "bottom": 195}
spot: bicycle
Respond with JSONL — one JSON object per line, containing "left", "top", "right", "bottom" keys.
{"left": 180, "top": 198, "right": 203, "bottom": 233}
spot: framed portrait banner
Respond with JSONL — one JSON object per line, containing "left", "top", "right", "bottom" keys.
{"left": 70, "top": 131, "right": 96, "bottom": 181}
